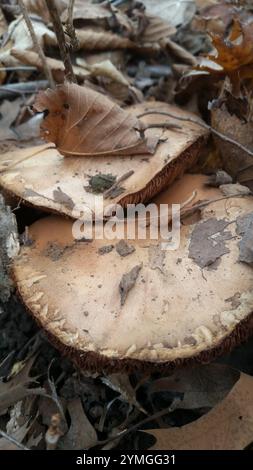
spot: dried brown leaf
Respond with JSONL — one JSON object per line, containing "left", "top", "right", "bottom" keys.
{"left": 0, "top": 409, "right": 31, "bottom": 450}
{"left": 81, "top": 59, "right": 129, "bottom": 87}
{"left": 0, "top": 356, "right": 45, "bottom": 414}
{"left": 220, "top": 183, "right": 251, "bottom": 197}
{"left": 11, "top": 49, "right": 89, "bottom": 83}
{"left": 144, "top": 371, "right": 253, "bottom": 449}
{"left": 0, "top": 423, "right": 30, "bottom": 450}
{"left": 210, "top": 18, "right": 253, "bottom": 72}
{"left": 34, "top": 83, "right": 158, "bottom": 157}
{"left": 0, "top": 438, "right": 20, "bottom": 450}
{"left": 211, "top": 104, "right": 253, "bottom": 187}
{"left": 101, "top": 373, "right": 146, "bottom": 414}
{"left": 236, "top": 212, "right": 253, "bottom": 265}
{"left": 7, "top": 17, "right": 56, "bottom": 51}
{"left": 76, "top": 28, "right": 135, "bottom": 51}
{"left": 0, "top": 99, "right": 22, "bottom": 141}
{"left": 23, "top": 0, "right": 67, "bottom": 23}
{"left": 60, "top": 398, "right": 97, "bottom": 450}
{"left": 141, "top": 14, "right": 176, "bottom": 44}
{"left": 61, "top": 0, "right": 111, "bottom": 23}
{"left": 0, "top": 15, "right": 56, "bottom": 69}
{"left": 199, "top": 14, "right": 253, "bottom": 86}
{"left": 0, "top": 103, "right": 208, "bottom": 220}
{"left": 142, "top": 0, "right": 196, "bottom": 28}
{"left": 149, "top": 364, "right": 239, "bottom": 409}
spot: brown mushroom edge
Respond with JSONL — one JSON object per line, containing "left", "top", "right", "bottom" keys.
{"left": 13, "top": 295, "right": 253, "bottom": 373}
{"left": 11, "top": 176, "right": 253, "bottom": 372}
{"left": 0, "top": 136, "right": 206, "bottom": 219}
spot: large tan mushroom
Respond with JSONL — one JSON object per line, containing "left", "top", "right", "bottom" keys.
{"left": 12, "top": 174, "right": 253, "bottom": 371}
{"left": 0, "top": 101, "right": 208, "bottom": 219}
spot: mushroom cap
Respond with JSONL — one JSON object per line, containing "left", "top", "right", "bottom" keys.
{"left": 12, "top": 174, "right": 253, "bottom": 371}
{"left": 0, "top": 102, "right": 207, "bottom": 219}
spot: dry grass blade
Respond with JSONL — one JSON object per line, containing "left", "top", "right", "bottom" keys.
{"left": 34, "top": 83, "right": 158, "bottom": 156}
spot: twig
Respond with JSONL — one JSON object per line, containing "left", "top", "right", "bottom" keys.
{"left": 47, "top": 360, "right": 67, "bottom": 426}
{"left": 0, "top": 66, "right": 37, "bottom": 72}
{"left": 17, "top": 0, "right": 55, "bottom": 89}
{"left": 67, "top": 0, "right": 75, "bottom": 20}
{"left": 0, "top": 429, "right": 30, "bottom": 450}
{"left": 65, "top": 0, "right": 79, "bottom": 50}
{"left": 96, "top": 400, "right": 181, "bottom": 449}
{"left": 104, "top": 170, "right": 134, "bottom": 198}
{"left": 180, "top": 193, "right": 252, "bottom": 219}
{"left": 144, "top": 192, "right": 251, "bottom": 226}
{"left": 0, "top": 145, "right": 55, "bottom": 173}
{"left": 137, "top": 110, "right": 253, "bottom": 158}
{"left": 144, "top": 123, "right": 182, "bottom": 131}
{"left": 45, "top": 0, "right": 76, "bottom": 83}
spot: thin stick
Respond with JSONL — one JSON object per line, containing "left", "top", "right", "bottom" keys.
{"left": 17, "top": 0, "right": 55, "bottom": 89}
{"left": 0, "top": 66, "right": 37, "bottom": 72}
{"left": 0, "top": 145, "right": 55, "bottom": 173}
{"left": 96, "top": 401, "right": 181, "bottom": 448}
{"left": 0, "top": 429, "right": 30, "bottom": 450}
{"left": 45, "top": 0, "right": 76, "bottom": 83}
{"left": 65, "top": 0, "right": 79, "bottom": 50}
{"left": 144, "top": 123, "right": 182, "bottom": 131}
{"left": 180, "top": 193, "right": 251, "bottom": 218}
{"left": 67, "top": 0, "right": 75, "bottom": 20}
{"left": 104, "top": 170, "right": 134, "bottom": 198}
{"left": 138, "top": 110, "right": 253, "bottom": 158}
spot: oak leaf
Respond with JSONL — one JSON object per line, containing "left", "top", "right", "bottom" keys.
{"left": 211, "top": 18, "right": 253, "bottom": 72}
{"left": 144, "top": 371, "right": 253, "bottom": 450}
{"left": 0, "top": 356, "right": 45, "bottom": 414}
{"left": 200, "top": 16, "right": 253, "bottom": 80}
{"left": 34, "top": 83, "right": 158, "bottom": 157}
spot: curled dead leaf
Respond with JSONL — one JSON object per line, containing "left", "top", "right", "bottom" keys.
{"left": 34, "top": 83, "right": 157, "bottom": 157}
{"left": 11, "top": 49, "right": 89, "bottom": 83}
{"left": 210, "top": 17, "right": 253, "bottom": 72}
{"left": 76, "top": 29, "right": 135, "bottom": 51}
{"left": 199, "top": 14, "right": 253, "bottom": 86}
